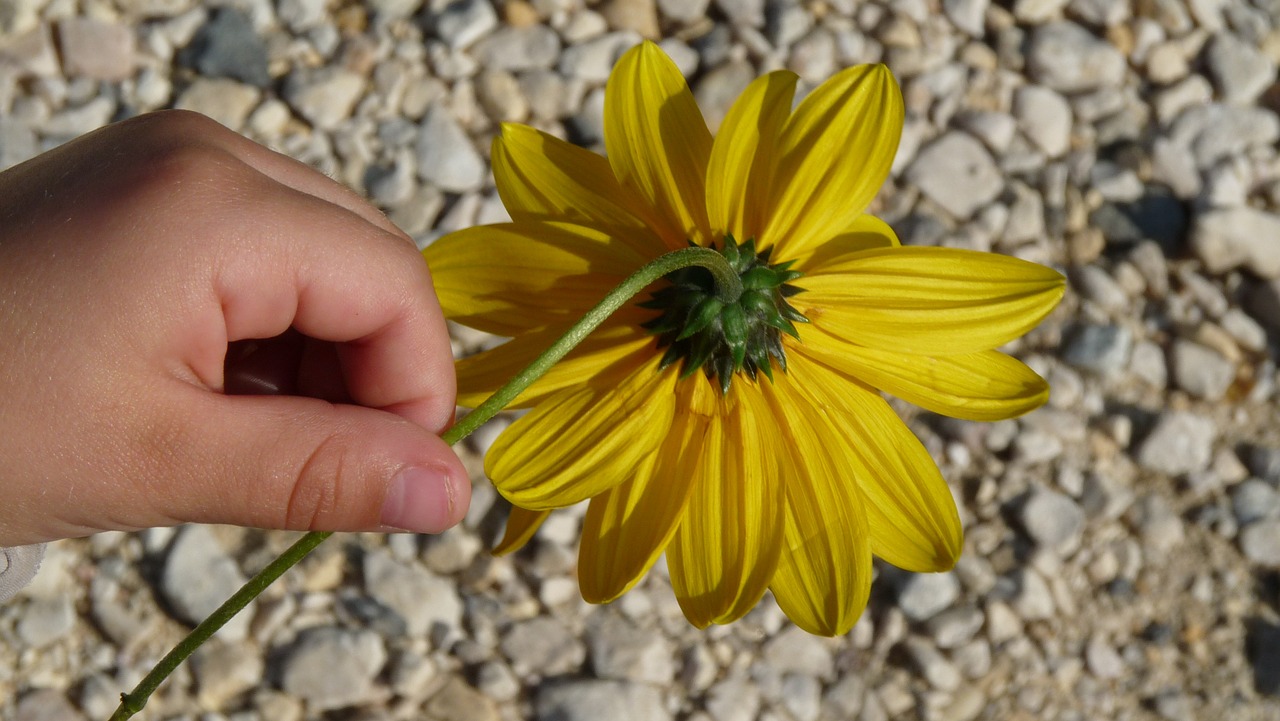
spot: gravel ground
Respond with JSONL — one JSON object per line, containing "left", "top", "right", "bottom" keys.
{"left": 4, "top": 0, "right": 1280, "bottom": 720}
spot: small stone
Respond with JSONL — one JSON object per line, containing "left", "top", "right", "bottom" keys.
{"left": 559, "top": 31, "right": 642, "bottom": 82}
{"left": 713, "top": 0, "right": 764, "bottom": 26}
{"left": 586, "top": 613, "right": 676, "bottom": 684}
{"left": 1136, "top": 412, "right": 1217, "bottom": 476}
{"left": 1062, "top": 324, "right": 1133, "bottom": 375}
{"left": 1069, "top": 0, "right": 1128, "bottom": 26}
{"left": 284, "top": 68, "right": 365, "bottom": 130}
{"left": 426, "top": 676, "right": 501, "bottom": 721}
{"left": 706, "top": 674, "right": 761, "bottom": 721}
{"left": 984, "top": 601, "right": 1022, "bottom": 642}
{"left": 1013, "top": 0, "right": 1068, "bottom": 24}
{"left": 1131, "top": 494, "right": 1186, "bottom": 553}
{"left": 279, "top": 626, "right": 387, "bottom": 711}
{"left": 175, "top": 78, "right": 260, "bottom": 130}
{"left": 904, "top": 638, "right": 962, "bottom": 691}
{"left": 191, "top": 641, "right": 263, "bottom": 709}
{"left": 1073, "top": 265, "right": 1129, "bottom": 313}
{"left": 1240, "top": 520, "right": 1280, "bottom": 566}
{"left": 1170, "top": 340, "right": 1236, "bottom": 401}
{"left": 471, "top": 25, "right": 561, "bottom": 71}
{"left": 788, "top": 27, "right": 838, "bottom": 83}
{"left": 501, "top": 616, "right": 586, "bottom": 677}
{"left": 600, "top": 0, "right": 660, "bottom": 38}
{"left": 535, "top": 679, "right": 671, "bottom": 721}
{"left": 1085, "top": 635, "right": 1125, "bottom": 679}
{"left": 694, "top": 59, "right": 755, "bottom": 133}
{"left": 906, "top": 131, "right": 1004, "bottom": 219}
{"left": 16, "top": 595, "right": 75, "bottom": 647}
{"left": 944, "top": 0, "right": 989, "bottom": 36}
{"left": 926, "top": 606, "right": 985, "bottom": 649}
{"left": 430, "top": 0, "right": 497, "bottom": 48}
{"left": 40, "top": 97, "right": 116, "bottom": 139}
{"left": 161, "top": 525, "right": 252, "bottom": 641}
{"left": 1190, "top": 207, "right": 1280, "bottom": 280}
{"left": 658, "top": 0, "right": 711, "bottom": 24}
{"left": 1026, "top": 21, "right": 1127, "bottom": 92}
{"left": 363, "top": 550, "right": 463, "bottom": 640}
{"left": 1130, "top": 340, "right": 1168, "bottom": 388}
{"left": 1204, "top": 33, "right": 1275, "bottom": 104}
{"left": 416, "top": 104, "right": 486, "bottom": 193}
{"left": 897, "top": 572, "right": 961, "bottom": 622}
{"left": 1013, "top": 85, "right": 1072, "bottom": 157}
{"left": 1233, "top": 479, "right": 1280, "bottom": 526}
{"left": 1019, "top": 489, "right": 1085, "bottom": 553}
{"left": 780, "top": 674, "right": 822, "bottom": 721}
{"left": 57, "top": 18, "right": 135, "bottom": 81}
{"left": 1012, "top": 569, "right": 1055, "bottom": 620}
{"left": 181, "top": 8, "right": 270, "bottom": 87}
{"left": 762, "top": 625, "right": 835, "bottom": 679}
{"left": 13, "top": 689, "right": 87, "bottom": 721}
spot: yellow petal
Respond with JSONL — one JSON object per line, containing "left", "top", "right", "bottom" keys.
{"left": 456, "top": 322, "right": 653, "bottom": 409}
{"left": 790, "top": 352, "right": 962, "bottom": 572}
{"left": 424, "top": 221, "right": 652, "bottom": 336}
{"left": 780, "top": 213, "right": 899, "bottom": 268}
{"left": 486, "top": 357, "right": 678, "bottom": 509}
{"left": 493, "top": 505, "right": 550, "bottom": 556}
{"left": 760, "top": 377, "right": 873, "bottom": 636}
{"left": 605, "top": 41, "right": 713, "bottom": 248}
{"left": 798, "top": 327, "right": 1050, "bottom": 421}
{"left": 492, "top": 124, "right": 669, "bottom": 255}
{"left": 763, "top": 64, "right": 903, "bottom": 261}
{"left": 799, "top": 246, "right": 1066, "bottom": 356}
{"left": 668, "top": 380, "right": 785, "bottom": 627}
{"left": 705, "top": 70, "right": 797, "bottom": 242}
{"left": 578, "top": 379, "right": 716, "bottom": 602}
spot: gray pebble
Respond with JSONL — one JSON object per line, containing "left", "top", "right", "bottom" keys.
{"left": 1073, "top": 265, "right": 1129, "bottom": 313}
{"left": 586, "top": 613, "right": 676, "bottom": 684}
{"left": 761, "top": 625, "right": 835, "bottom": 679}
{"left": 191, "top": 641, "right": 263, "bottom": 709}
{"left": 536, "top": 679, "right": 671, "bottom": 721}
{"left": 501, "top": 616, "right": 586, "bottom": 677}
{"left": 713, "top": 0, "right": 764, "bottom": 26}
{"left": 1020, "top": 489, "right": 1085, "bottom": 553}
{"left": 1233, "top": 479, "right": 1280, "bottom": 526}
{"left": 1062, "top": 323, "right": 1133, "bottom": 376}
{"left": 16, "top": 595, "right": 75, "bottom": 647}
{"left": 706, "top": 674, "right": 761, "bottom": 721}
{"left": 944, "top": 0, "right": 989, "bottom": 36}
{"left": 1130, "top": 340, "right": 1168, "bottom": 389}
{"left": 1026, "top": 21, "right": 1126, "bottom": 92}
{"left": 471, "top": 25, "right": 561, "bottom": 71}
{"left": 1170, "top": 340, "right": 1236, "bottom": 401}
{"left": 693, "top": 59, "right": 755, "bottom": 133}
{"left": 181, "top": 7, "right": 269, "bottom": 87}
{"left": 284, "top": 68, "right": 365, "bottom": 130}
{"left": 657, "top": 0, "right": 711, "bottom": 24}
{"left": 904, "top": 637, "right": 962, "bottom": 691}
{"left": 160, "top": 525, "right": 252, "bottom": 640}
{"left": 1013, "top": 85, "right": 1072, "bottom": 158}
{"left": 1190, "top": 207, "right": 1280, "bottom": 280}
{"left": 560, "top": 31, "right": 642, "bottom": 82}
{"left": 1136, "top": 412, "right": 1216, "bottom": 476}
{"left": 1085, "top": 635, "right": 1125, "bottom": 679}
{"left": 898, "top": 572, "right": 960, "bottom": 622}
{"left": 1132, "top": 494, "right": 1186, "bottom": 553}
{"left": 927, "top": 605, "right": 985, "bottom": 649}
{"left": 906, "top": 131, "right": 1003, "bottom": 219}
{"left": 416, "top": 104, "right": 486, "bottom": 192}
{"left": 1012, "top": 568, "right": 1055, "bottom": 620}
{"left": 174, "top": 77, "right": 261, "bottom": 130}
{"left": 279, "top": 626, "right": 387, "bottom": 711}
{"left": 13, "top": 689, "right": 87, "bottom": 721}
{"left": 1013, "top": 0, "right": 1068, "bottom": 24}
{"left": 425, "top": 675, "right": 501, "bottom": 721}
{"left": 1204, "top": 33, "right": 1276, "bottom": 105}
{"left": 431, "top": 0, "right": 497, "bottom": 49}
{"left": 363, "top": 549, "right": 462, "bottom": 641}
{"left": 1240, "top": 520, "right": 1280, "bottom": 566}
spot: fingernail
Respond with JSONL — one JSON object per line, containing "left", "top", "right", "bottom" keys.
{"left": 381, "top": 465, "right": 456, "bottom": 534}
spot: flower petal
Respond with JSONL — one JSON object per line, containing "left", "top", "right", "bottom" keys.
{"left": 763, "top": 64, "right": 903, "bottom": 260}
{"left": 493, "top": 505, "right": 550, "bottom": 556}
{"left": 799, "top": 326, "right": 1050, "bottom": 421}
{"left": 780, "top": 213, "right": 899, "bottom": 268}
{"left": 705, "top": 70, "right": 797, "bottom": 242}
{"left": 455, "top": 322, "right": 652, "bottom": 409}
{"left": 605, "top": 41, "right": 713, "bottom": 248}
{"left": 798, "top": 246, "right": 1066, "bottom": 356}
{"left": 760, "top": 377, "right": 873, "bottom": 636}
{"left": 668, "top": 379, "right": 785, "bottom": 627}
{"left": 578, "top": 378, "right": 716, "bottom": 602}
{"left": 486, "top": 357, "right": 678, "bottom": 509}
{"left": 790, "top": 352, "right": 962, "bottom": 573}
{"left": 492, "top": 124, "right": 668, "bottom": 256}
{"left": 425, "top": 221, "right": 653, "bottom": 336}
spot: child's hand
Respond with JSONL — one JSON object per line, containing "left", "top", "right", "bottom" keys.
{"left": 0, "top": 111, "right": 470, "bottom": 546}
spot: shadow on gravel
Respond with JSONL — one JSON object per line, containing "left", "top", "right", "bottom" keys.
{"left": 1246, "top": 617, "right": 1280, "bottom": 697}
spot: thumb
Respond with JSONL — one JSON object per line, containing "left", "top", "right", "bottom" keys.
{"left": 146, "top": 392, "right": 471, "bottom": 534}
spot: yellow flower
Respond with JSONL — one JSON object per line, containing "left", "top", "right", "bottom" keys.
{"left": 425, "top": 42, "right": 1064, "bottom": 635}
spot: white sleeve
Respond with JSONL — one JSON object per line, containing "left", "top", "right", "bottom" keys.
{"left": 0, "top": 543, "right": 47, "bottom": 602}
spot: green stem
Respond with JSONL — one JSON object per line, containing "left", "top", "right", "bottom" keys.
{"left": 107, "top": 246, "right": 738, "bottom": 720}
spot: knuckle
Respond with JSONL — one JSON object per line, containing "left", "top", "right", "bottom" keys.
{"left": 285, "top": 427, "right": 382, "bottom": 531}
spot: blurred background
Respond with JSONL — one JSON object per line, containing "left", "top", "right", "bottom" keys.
{"left": 3, "top": 0, "right": 1280, "bottom": 719}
